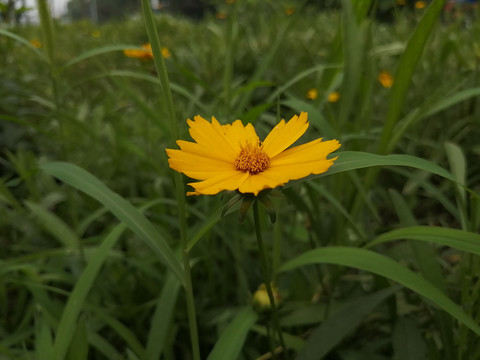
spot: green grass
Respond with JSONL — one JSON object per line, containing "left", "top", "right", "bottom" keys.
{"left": 1, "top": 0, "right": 480, "bottom": 359}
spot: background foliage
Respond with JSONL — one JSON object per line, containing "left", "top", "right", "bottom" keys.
{"left": 1, "top": 0, "right": 480, "bottom": 359}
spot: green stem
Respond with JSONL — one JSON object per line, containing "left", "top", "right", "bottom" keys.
{"left": 141, "top": 1, "right": 200, "bottom": 359}
{"left": 253, "top": 200, "right": 288, "bottom": 359}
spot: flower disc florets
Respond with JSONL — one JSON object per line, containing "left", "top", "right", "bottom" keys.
{"left": 234, "top": 144, "right": 270, "bottom": 174}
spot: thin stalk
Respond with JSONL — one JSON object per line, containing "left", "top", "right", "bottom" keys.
{"left": 253, "top": 200, "right": 288, "bottom": 359}
{"left": 141, "top": 1, "right": 200, "bottom": 359}
{"left": 36, "top": 0, "right": 59, "bottom": 108}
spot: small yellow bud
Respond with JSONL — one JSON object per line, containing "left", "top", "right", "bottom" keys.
{"left": 252, "top": 283, "right": 281, "bottom": 312}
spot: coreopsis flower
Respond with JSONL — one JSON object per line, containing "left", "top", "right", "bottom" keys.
{"left": 415, "top": 1, "right": 427, "bottom": 9}
{"left": 378, "top": 70, "right": 394, "bottom": 88}
{"left": 306, "top": 88, "right": 318, "bottom": 100}
{"left": 91, "top": 30, "right": 101, "bottom": 38}
{"left": 166, "top": 112, "right": 340, "bottom": 196}
{"left": 30, "top": 39, "right": 42, "bottom": 48}
{"left": 397, "top": 0, "right": 407, "bottom": 5}
{"left": 216, "top": 11, "right": 227, "bottom": 19}
{"left": 327, "top": 91, "right": 340, "bottom": 103}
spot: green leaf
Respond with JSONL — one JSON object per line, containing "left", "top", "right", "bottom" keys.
{"left": 53, "top": 225, "right": 126, "bottom": 360}
{"left": 306, "top": 151, "right": 455, "bottom": 181}
{"left": 279, "top": 247, "right": 480, "bottom": 336}
{"left": 146, "top": 271, "right": 182, "bottom": 359}
{"left": 207, "top": 307, "right": 258, "bottom": 360}
{"left": 25, "top": 201, "right": 81, "bottom": 251}
{"left": 60, "top": 44, "right": 140, "bottom": 69}
{"left": 40, "top": 162, "right": 183, "bottom": 284}
{"left": 378, "top": 0, "right": 445, "bottom": 153}
{"left": 367, "top": 226, "right": 480, "bottom": 257}
{"left": 0, "top": 28, "right": 45, "bottom": 60}
{"left": 297, "top": 286, "right": 399, "bottom": 360}
{"left": 392, "top": 318, "right": 427, "bottom": 360}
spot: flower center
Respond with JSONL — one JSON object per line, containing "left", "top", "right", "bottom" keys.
{"left": 234, "top": 145, "right": 270, "bottom": 174}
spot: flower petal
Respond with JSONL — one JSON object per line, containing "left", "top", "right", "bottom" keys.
{"left": 270, "top": 139, "right": 341, "bottom": 165}
{"left": 261, "top": 112, "right": 309, "bottom": 157}
{"left": 176, "top": 140, "right": 234, "bottom": 163}
{"left": 187, "top": 116, "right": 238, "bottom": 158}
{"left": 166, "top": 149, "right": 233, "bottom": 180}
{"left": 224, "top": 120, "right": 260, "bottom": 151}
{"left": 265, "top": 158, "right": 337, "bottom": 182}
{"left": 187, "top": 171, "right": 250, "bottom": 195}
{"left": 238, "top": 172, "right": 289, "bottom": 195}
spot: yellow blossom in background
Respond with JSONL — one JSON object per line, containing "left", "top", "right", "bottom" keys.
{"left": 226, "top": 0, "right": 235, "bottom": 3}
{"left": 306, "top": 88, "right": 318, "bottom": 100}
{"left": 161, "top": 47, "right": 171, "bottom": 59}
{"left": 91, "top": 30, "right": 101, "bottom": 38}
{"left": 378, "top": 70, "right": 394, "bottom": 88}
{"left": 123, "top": 43, "right": 153, "bottom": 60}
{"left": 397, "top": 0, "right": 406, "bottom": 5}
{"left": 327, "top": 91, "right": 340, "bottom": 103}
{"left": 216, "top": 11, "right": 227, "bottom": 19}
{"left": 30, "top": 39, "right": 42, "bottom": 48}
{"left": 252, "top": 283, "right": 282, "bottom": 312}
{"left": 415, "top": 1, "right": 427, "bottom": 9}
{"left": 123, "top": 44, "right": 170, "bottom": 60}
{"left": 285, "top": 6, "right": 295, "bottom": 15}
{"left": 166, "top": 112, "right": 341, "bottom": 196}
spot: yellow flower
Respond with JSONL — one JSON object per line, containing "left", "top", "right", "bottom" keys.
{"left": 123, "top": 43, "right": 153, "bottom": 60}
{"left": 415, "top": 1, "right": 427, "bottom": 9}
{"left": 378, "top": 70, "right": 394, "bottom": 88}
{"left": 91, "top": 30, "right": 101, "bottom": 38}
{"left": 252, "top": 283, "right": 282, "bottom": 312}
{"left": 216, "top": 11, "right": 227, "bottom": 19}
{"left": 285, "top": 6, "right": 295, "bottom": 15}
{"left": 123, "top": 44, "right": 170, "bottom": 60}
{"left": 306, "top": 88, "right": 318, "bottom": 100}
{"left": 166, "top": 112, "right": 341, "bottom": 196}
{"left": 397, "top": 0, "right": 406, "bottom": 5}
{"left": 30, "top": 39, "right": 42, "bottom": 48}
{"left": 327, "top": 91, "right": 340, "bottom": 103}
{"left": 161, "top": 47, "right": 171, "bottom": 59}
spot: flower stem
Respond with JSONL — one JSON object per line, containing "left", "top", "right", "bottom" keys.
{"left": 253, "top": 200, "right": 288, "bottom": 359}
{"left": 141, "top": 1, "right": 201, "bottom": 359}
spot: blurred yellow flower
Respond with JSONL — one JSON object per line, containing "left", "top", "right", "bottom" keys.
{"left": 285, "top": 6, "right": 295, "bottom": 15}
{"left": 327, "top": 91, "right": 340, "bottom": 103}
{"left": 216, "top": 11, "right": 227, "bottom": 19}
{"left": 397, "top": 0, "right": 407, "bottom": 5}
{"left": 306, "top": 88, "right": 318, "bottom": 100}
{"left": 252, "top": 283, "right": 282, "bottom": 312}
{"left": 166, "top": 112, "right": 340, "bottom": 196}
{"left": 378, "top": 71, "right": 394, "bottom": 88}
{"left": 91, "top": 30, "right": 101, "bottom": 38}
{"left": 123, "top": 44, "right": 170, "bottom": 60}
{"left": 161, "top": 47, "right": 171, "bottom": 59}
{"left": 415, "top": 1, "right": 427, "bottom": 9}
{"left": 30, "top": 39, "right": 42, "bottom": 48}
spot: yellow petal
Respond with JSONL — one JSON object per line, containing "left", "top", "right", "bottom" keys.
{"left": 238, "top": 172, "right": 289, "bottom": 195}
{"left": 166, "top": 149, "right": 233, "bottom": 180}
{"left": 176, "top": 140, "right": 234, "bottom": 163}
{"left": 261, "top": 112, "right": 309, "bottom": 157}
{"left": 265, "top": 158, "right": 337, "bottom": 181}
{"left": 187, "top": 171, "right": 249, "bottom": 195}
{"left": 270, "top": 139, "right": 341, "bottom": 165}
{"left": 187, "top": 116, "right": 238, "bottom": 158}
{"left": 224, "top": 120, "right": 260, "bottom": 151}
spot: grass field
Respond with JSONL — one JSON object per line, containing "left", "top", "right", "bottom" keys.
{"left": 1, "top": 0, "right": 480, "bottom": 359}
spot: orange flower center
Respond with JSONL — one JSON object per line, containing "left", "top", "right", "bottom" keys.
{"left": 234, "top": 145, "right": 270, "bottom": 174}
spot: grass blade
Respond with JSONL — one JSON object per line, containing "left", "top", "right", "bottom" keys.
{"left": 40, "top": 162, "right": 183, "bottom": 284}
{"left": 297, "top": 286, "right": 399, "bottom": 360}
{"left": 279, "top": 247, "right": 480, "bottom": 336}
{"left": 377, "top": 0, "right": 445, "bottom": 154}
{"left": 207, "top": 307, "right": 258, "bottom": 360}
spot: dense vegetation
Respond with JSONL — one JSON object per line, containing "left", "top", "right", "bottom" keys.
{"left": 1, "top": 0, "right": 480, "bottom": 359}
